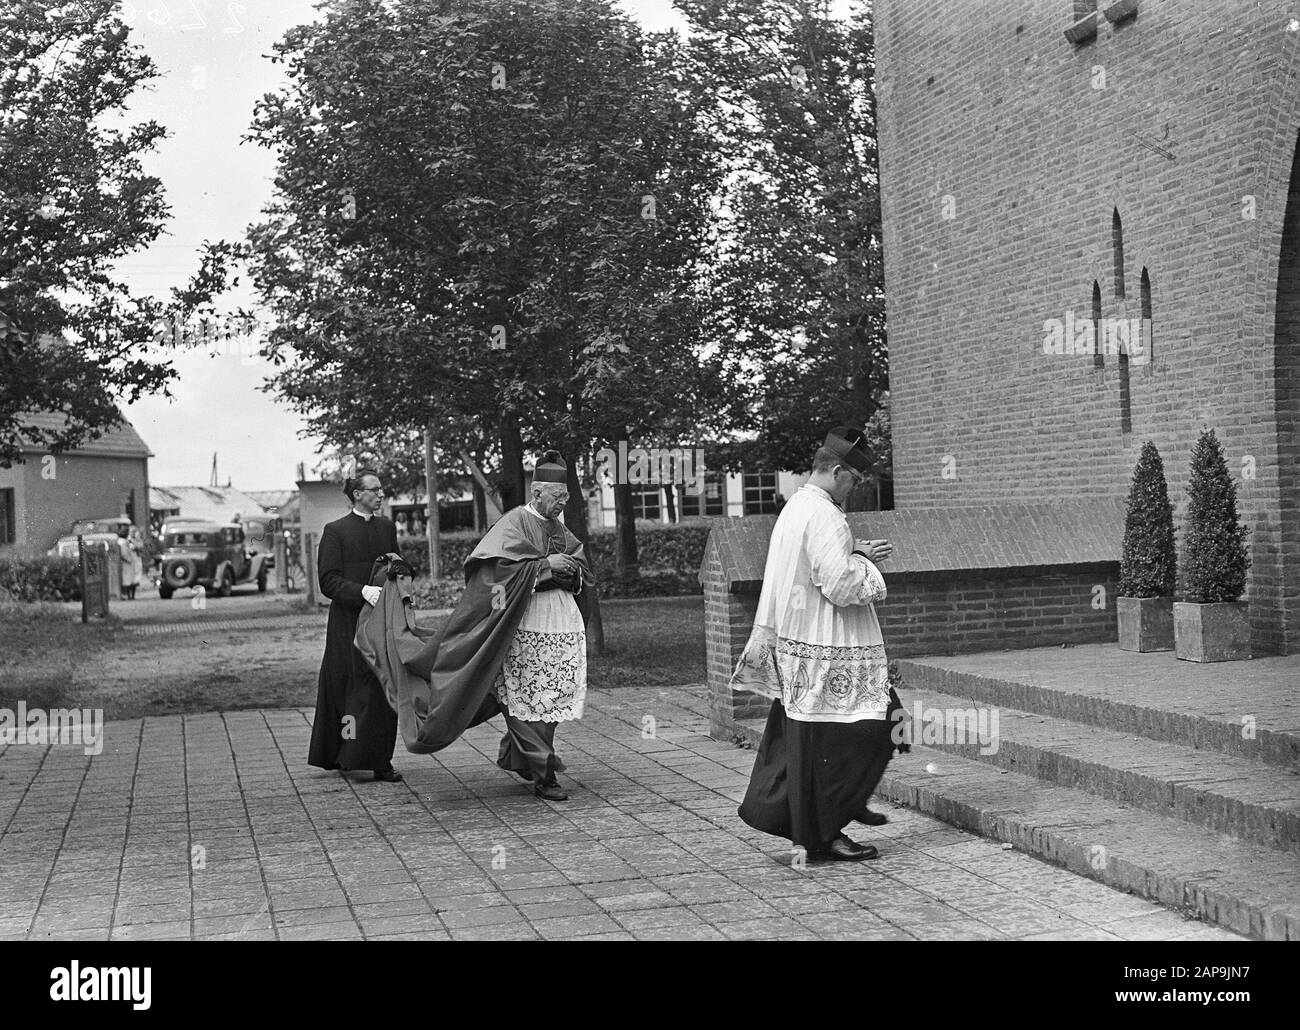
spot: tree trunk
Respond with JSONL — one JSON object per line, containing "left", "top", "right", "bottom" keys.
{"left": 423, "top": 422, "right": 440, "bottom": 579}
{"left": 663, "top": 482, "right": 677, "bottom": 524}
{"left": 498, "top": 413, "right": 526, "bottom": 512}
{"left": 471, "top": 478, "right": 486, "bottom": 532}
{"left": 613, "top": 431, "right": 639, "bottom": 579}
{"left": 563, "top": 451, "right": 605, "bottom": 656}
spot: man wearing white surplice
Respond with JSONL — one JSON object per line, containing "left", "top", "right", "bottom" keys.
{"left": 731, "top": 426, "right": 897, "bottom": 862}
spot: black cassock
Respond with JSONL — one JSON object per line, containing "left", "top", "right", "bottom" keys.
{"left": 307, "top": 511, "right": 401, "bottom": 772}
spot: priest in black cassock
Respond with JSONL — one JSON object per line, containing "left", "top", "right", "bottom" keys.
{"left": 307, "top": 470, "right": 403, "bottom": 781}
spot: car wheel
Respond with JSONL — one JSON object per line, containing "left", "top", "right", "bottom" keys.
{"left": 217, "top": 568, "right": 234, "bottom": 597}
{"left": 158, "top": 585, "right": 174, "bottom": 600}
{"left": 163, "top": 558, "right": 198, "bottom": 589}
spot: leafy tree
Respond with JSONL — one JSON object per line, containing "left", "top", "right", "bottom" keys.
{"left": 1178, "top": 429, "right": 1250, "bottom": 603}
{"left": 0, "top": 0, "right": 215, "bottom": 465}
{"left": 677, "top": 0, "right": 889, "bottom": 483}
{"left": 244, "top": 0, "right": 726, "bottom": 573}
{"left": 1118, "top": 440, "right": 1176, "bottom": 597}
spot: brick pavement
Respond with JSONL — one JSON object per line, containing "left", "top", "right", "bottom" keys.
{"left": 0, "top": 686, "right": 1244, "bottom": 941}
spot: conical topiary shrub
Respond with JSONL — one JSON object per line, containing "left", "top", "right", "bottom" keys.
{"left": 1174, "top": 428, "right": 1252, "bottom": 662}
{"left": 1119, "top": 441, "right": 1177, "bottom": 597}
{"left": 1179, "top": 429, "right": 1249, "bottom": 603}
{"left": 1116, "top": 441, "right": 1176, "bottom": 651}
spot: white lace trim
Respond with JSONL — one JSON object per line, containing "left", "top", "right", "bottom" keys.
{"left": 494, "top": 627, "right": 587, "bottom": 722}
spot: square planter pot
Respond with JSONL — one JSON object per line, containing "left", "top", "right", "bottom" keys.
{"left": 1117, "top": 595, "right": 1173, "bottom": 652}
{"left": 1174, "top": 601, "right": 1252, "bottom": 662}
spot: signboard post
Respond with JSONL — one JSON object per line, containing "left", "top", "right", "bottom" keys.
{"left": 79, "top": 536, "right": 110, "bottom": 622}
{"left": 273, "top": 519, "right": 287, "bottom": 594}
{"left": 304, "top": 531, "right": 317, "bottom": 606}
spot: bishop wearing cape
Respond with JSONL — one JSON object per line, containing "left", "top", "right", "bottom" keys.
{"left": 730, "top": 427, "right": 897, "bottom": 861}
{"left": 355, "top": 451, "right": 591, "bottom": 801}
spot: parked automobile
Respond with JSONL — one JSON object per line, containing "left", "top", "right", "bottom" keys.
{"left": 239, "top": 516, "right": 277, "bottom": 573}
{"left": 154, "top": 519, "right": 271, "bottom": 599}
{"left": 49, "top": 516, "right": 135, "bottom": 558}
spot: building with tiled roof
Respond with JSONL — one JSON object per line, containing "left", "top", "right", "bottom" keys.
{"left": 0, "top": 411, "right": 152, "bottom": 557}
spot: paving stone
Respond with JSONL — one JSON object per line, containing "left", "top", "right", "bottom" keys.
{"left": 530, "top": 913, "right": 625, "bottom": 939}
{"left": 448, "top": 925, "right": 539, "bottom": 940}
{"left": 907, "top": 920, "right": 1008, "bottom": 941}
{"left": 110, "top": 921, "right": 193, "bottom": 941}
{"left": 631, "top": 923, "right": 728, "bottom": 941}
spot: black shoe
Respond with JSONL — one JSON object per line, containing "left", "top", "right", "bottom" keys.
{"left": 373, "top": 767, "right": 403, "bottom": 782}
{"left": 534, "top": 777, "right": 568, "bottom": 801}
{"left": 855, "top": 807, "right": 888, "bottom": 826}
{"left": 818, "top": 834, "right": 878, "bottom": 861}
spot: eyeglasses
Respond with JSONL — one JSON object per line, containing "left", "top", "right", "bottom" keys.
{"left": 840, "top": 467, "right": 865, "bottom": 486}
{"left": 361, "top": 487, "right": 386, "bottom": 496}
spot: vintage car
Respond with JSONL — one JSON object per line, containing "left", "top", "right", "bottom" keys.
{"left": 49, "top": 516, "right": 137, "bottom": 559}
{"left": 49, "top": 516, "right": 135, "bottom": 558}
{"left": 154, "top": 519, "right": 271, "bottom": 599}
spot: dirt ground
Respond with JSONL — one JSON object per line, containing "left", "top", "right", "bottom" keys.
{"left": 3, "top": 591, "right": 337, "bottom": 719}
{"left": 2, "top": 593, "right": 705, "bottom": 721}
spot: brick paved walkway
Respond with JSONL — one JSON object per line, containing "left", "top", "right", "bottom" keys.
{"left": 0, "top": 686, "right": 1243, "bottom": 941}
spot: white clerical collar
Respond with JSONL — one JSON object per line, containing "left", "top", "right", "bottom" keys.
{"left": 351, "top": 508, "right": 374, "bottom": 521}
{"left": 523, "top": 503, "right": 548, "bottom": 520}
{"left": 803, "top": 484, "right": 834, "bottom": 503}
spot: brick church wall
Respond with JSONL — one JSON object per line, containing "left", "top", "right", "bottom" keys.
{"left": 873, "top": 0, "right": 1300, "bottom": 653}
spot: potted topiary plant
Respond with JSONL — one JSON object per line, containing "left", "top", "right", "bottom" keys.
{"left": 1117, "top": 441, "right": 1176, "bottom": 651}
{"left": 1174, "top": 428, "right": 1252, "bottom": 662}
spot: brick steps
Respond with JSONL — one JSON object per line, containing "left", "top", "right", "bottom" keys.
{"left": 731, "top": 715, "right": 1298, "bottom": 940}
{"left": 902, "top": 685, "right": 1300, "bottom": 854}
{"left": 896, "top": 657, "right": 1300, "bottom": 770}
{"left": 874, "top": 746, "right": 1300, "bottom": 940}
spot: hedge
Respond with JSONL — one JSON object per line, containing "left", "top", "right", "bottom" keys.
{"left": 399, "top": 521, "right": 714, "bottom": 606}
{"left": 399, "top": 520, "right": 713, "bottom": 583}
{"left": 0, "top": 557, "right": 83, "bottom": 603}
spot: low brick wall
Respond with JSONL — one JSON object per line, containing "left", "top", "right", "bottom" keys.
{"left": 701, "top": 502, "right": 1126, "bottom": 739}
{"left": 877, "top": 565, "right": 1118, "bottom": 658}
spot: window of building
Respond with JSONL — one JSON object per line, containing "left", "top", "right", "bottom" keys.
{"left": 743, "top": 472, "right": 779, "bottom": 515}
{"left": 1114, "top": 209, "right": 1131, "bottom": 433}
{"left": 0, "top": 488, "right": 13, "bottom": 544}
{"left": 1112, "top": 208, "right": 1126, "bottom": 299}
{"left": 1091, "top": 280, "right": 1103, "bottom": 368}
{"left": 1140, "top": 266, "right": 1153, "bottom": 370}
{"left": 631, "top": 486, "right": 661, "bottom": 520}
{"left": 680, "top": 472, "right": 727, "bottom": 517}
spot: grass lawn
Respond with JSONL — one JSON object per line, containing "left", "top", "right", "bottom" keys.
{"left": 0, "top": 596, "right": 705, "bottom": 721}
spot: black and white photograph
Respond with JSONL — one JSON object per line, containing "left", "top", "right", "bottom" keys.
{"left": 0, "top": 0, "right": 1296, "bottom": 982}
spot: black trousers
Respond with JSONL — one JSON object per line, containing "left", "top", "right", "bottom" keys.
{"left": 738, "top": 700, "right": 894, "bottom": 850}
{"left": 496, "top": 715, "right": 564, "bottom": 783}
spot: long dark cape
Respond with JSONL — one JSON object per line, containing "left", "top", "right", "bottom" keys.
{"left": 355, "top": 507, "right": 591, "bottom": 754}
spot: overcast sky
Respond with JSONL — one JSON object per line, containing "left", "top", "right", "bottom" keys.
{"left": 117, "top": 0, "right": 689, "bottom": 491}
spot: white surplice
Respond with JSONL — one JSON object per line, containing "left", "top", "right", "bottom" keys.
{"left": 729, "top": 483, "right": 889, "bottom": 723}
{"left": 491, "top": 504, "right": 587, "bottom": 723}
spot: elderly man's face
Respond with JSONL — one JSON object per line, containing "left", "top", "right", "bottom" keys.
{"left": 532, "top": 482, "right": 569, "bottom": 519}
